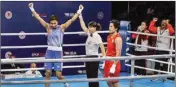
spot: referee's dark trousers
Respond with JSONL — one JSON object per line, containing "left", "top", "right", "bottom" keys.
{"left": 86, "top": 55, "right": 99, "bottom": 87}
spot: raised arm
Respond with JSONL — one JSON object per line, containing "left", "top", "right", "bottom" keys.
{"left": 28, "top": 3, "right": 49, "bottom": 30}
{"left": 149, "top": 18, "right": 158, "bottom": 34}
{"left": 78, "top": 14, "right": 88, "bottom": 33}
{"left": 61, "top": 4, "right": 84, "bottom": 32}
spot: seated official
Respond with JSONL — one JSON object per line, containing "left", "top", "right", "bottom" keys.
{"left": 25, "top": 63, "right": 42, "bottom": 78}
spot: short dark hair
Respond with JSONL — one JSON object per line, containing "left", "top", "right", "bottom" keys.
{"left": 49, "top": 15, "right": 58, "bottom": 22}
{"left": 88, "top": 21, "right": 102, "bottom": 31}
{"left": 110, "top": 20, "right": 120, "bottom": 31}
{"left": 141, "top": 21, "right": 147, "bottom": 25}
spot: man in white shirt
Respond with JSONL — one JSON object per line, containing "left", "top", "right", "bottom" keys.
{"left": 25, "top": 63, "right": 42, "bottom": 78}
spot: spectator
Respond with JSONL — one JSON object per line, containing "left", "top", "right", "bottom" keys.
{"left": 1, "top": 55, "right": 24, "bottom": 74}
{"left": 149, "top": 17, "right": 174, "bottom": 75}
{"left": 132, "top": 21, "right": 149, "bottom": 75}
{"left": 25, "top": 63, "right": 42, "bottom": 78}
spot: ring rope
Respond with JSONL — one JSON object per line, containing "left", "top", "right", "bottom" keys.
{"left": 2, "top": 42, "right": 174, "bottom": 53}
{"left": 147, "top": 59, "right": 175, "bottom": 66}
{"left": 1, "top": 55, "right": 90, "bottom": 60}
{"left": 1, "top": 43, "right": 107, "bottom": 49}
{"left": 1, "top": 28, "right": 175, "bottom": 85}
{"left": 126, "top": 53, "right": 175, "bottom": 66}
{"left": 1, "top": 31, "right": 109, "bottom": 36}
{"left": 127, "top": 42, "right": 175, "bottom": 52}
{"left": 1, "top": 31, "right": 175, "bottom": 39}
{"left": 1, "top": 65, "right": 85, "bottom": 72}
{"left": 1, "top": 74, "right": 174, "bottom": 84}
{"left": 125, "top": 64, "right": 174, "bottom": 74}
{"left": 127, "top": 31, "right": 175, "bottom": 39}
{"left": 1, "top": 54, "right": 174, "bottom": 64}
{"left": 1, "top": 44, "right": 84, "bottom": 49}
{"left": 2, "top": 53, "right": 174, "bottom": 72}
{"left": 2, "top": 60, "right": 174, "bottom": 72}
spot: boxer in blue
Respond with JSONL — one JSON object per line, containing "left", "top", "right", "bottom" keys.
{"left": 28, "top": 3, "right": 84, "bottom": 87}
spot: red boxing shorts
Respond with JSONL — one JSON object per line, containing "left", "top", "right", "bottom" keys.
{"left": 104, "top": 60, "right": 121, "bottom": 83}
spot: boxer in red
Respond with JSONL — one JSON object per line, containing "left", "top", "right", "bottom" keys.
{"left": 104, "top": 20, "right": 122, "bottom": 87}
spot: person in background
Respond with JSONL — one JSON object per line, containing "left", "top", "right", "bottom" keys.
{"left": 1, "top": 55, "right": 24, "bottom": 74}
{"left": 132, "top": 21, "right": 149, "bottom": 75}
{"left": 149, "top": 17, "right": 174, "bottom": 81}
{"left": 25, "top": 63, "right": 43, "bottom": 78}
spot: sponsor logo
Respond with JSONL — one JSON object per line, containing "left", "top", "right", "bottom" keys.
{"left": 32, "top": 52, "right": 45, "bottom": 57}
{"left": 64, "top": 51, "right": 77, "bottom": 55}
{"left": 32, "top": 53, "right": 39, "bottom": 57}
{"left": 5, "top": 51, "right": 12, "bottom": 58}
{"left": 64, "top": 13, "right": 75, "bottom": 17}
{"left": 97, "top": 12, "right": 104, "bottom": 19}
{"left": 64, "top": 51, "right": 70, "bottom": 55}
{"left": 5, "top": 11, "right": 12, "bottom": 19}
{"left": 19, "top": 31, "right": 26, "bottom": 39}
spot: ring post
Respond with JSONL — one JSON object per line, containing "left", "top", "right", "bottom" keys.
{"left": 130, "top": 60, "right": 134, "bottom": 87}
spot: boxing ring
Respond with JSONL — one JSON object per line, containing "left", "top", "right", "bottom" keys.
{"left": 1, "top": 24, "right": 176, "bottom": 87}
{"left": 1, "top": 1, "right": 176, "bottom": 87}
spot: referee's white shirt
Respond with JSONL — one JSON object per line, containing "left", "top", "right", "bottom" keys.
{"left": 86, "top": 32, "right": 103, "bottom": 55}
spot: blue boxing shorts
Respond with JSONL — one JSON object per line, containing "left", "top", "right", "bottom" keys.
{"left": 44, "top": 50, "right": 63, "bottom": 71}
